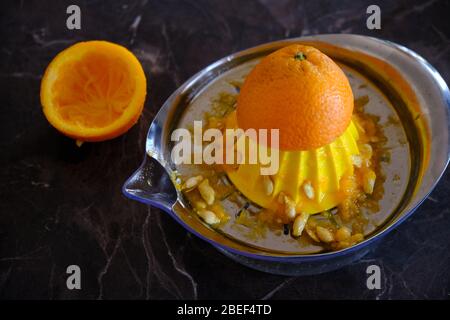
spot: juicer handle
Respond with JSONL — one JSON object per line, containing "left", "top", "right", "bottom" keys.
{"left": 122, "top": 154, "right": 178, "bottom": 213}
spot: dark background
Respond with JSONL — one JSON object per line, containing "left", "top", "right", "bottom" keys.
{"left": 1, "top": 0, "right": 449, "bottom": 299}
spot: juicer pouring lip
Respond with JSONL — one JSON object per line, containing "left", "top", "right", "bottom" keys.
{"left": 122, "top": 153, "right": 178, "bottom": 213}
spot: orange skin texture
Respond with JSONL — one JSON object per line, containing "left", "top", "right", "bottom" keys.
{"left": 236, "top": 44, "right": 354, "bottom": 151}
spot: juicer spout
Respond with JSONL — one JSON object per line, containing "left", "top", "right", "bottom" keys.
{"left": 122, "top": 154, "right": 177, "bottom": 213}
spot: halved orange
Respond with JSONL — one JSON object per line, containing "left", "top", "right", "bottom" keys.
{"left": 237, "top": 44, "right": 353, "bottom": 151}
{"left": 40, "top": 41, "right": 147, "bottom": 143}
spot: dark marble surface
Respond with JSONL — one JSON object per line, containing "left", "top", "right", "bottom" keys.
{"left": 1, "top": 0, "right": 449, "bottom": 300}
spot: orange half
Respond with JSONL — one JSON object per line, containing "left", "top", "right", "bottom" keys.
{"left": 236, "top": 44, "right": 353, "bottom": 151}
{"left": 40, "top": 41, "right": 147, "bottom": 142}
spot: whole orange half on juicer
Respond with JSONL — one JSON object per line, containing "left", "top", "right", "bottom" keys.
{"left": 40, "top": 40, "right": 147, "bottom": 143}
{"left": 237, "top": 44, "right": 354, "bottom": 151}
{"left": 227, "top": 44, "right": 363, "bottom": 214}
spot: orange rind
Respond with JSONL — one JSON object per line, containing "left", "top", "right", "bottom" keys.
{"left": 40, "top": 41, "right": 147, "bottom": 142}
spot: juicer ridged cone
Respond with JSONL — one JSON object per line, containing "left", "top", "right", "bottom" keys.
{"left": 226, "top": 120, "right": 360, "bottom": 214}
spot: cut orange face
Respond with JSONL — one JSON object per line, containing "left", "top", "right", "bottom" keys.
{"left": 40, "top": 41, "right": 147, "bottom": 143}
